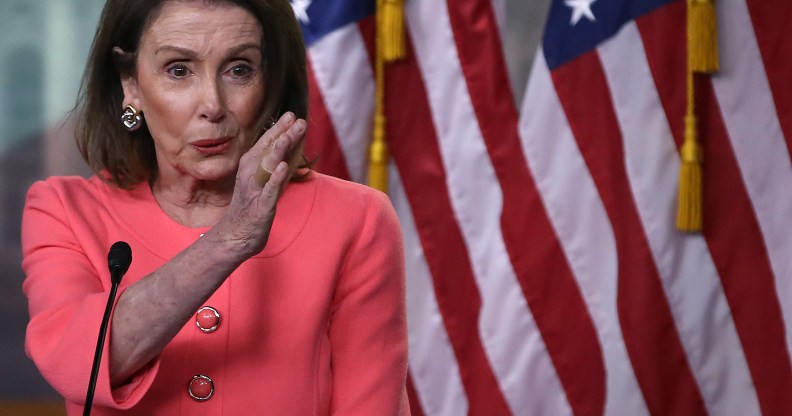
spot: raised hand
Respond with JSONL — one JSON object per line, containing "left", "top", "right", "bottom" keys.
{"left": 211, "top": 112, "right": 307, "bottom": 259}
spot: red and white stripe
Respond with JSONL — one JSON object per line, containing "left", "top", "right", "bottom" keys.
{"left": 521, "top": 50, "right": 649, "bottom": 416}
{"left": 307, "top": 25, "right": 374, "bottom": 183}
{"left": 600, "top": 21, "right": 758, "bottom": 415}
{"left": 302, "top": 0, "right": 792, "bottom": 414}
{"left": 714, "top": 0, "right": 792, "bottom": 358}
{"left": 389, "top": 164, "right": 469, "bottom": 415}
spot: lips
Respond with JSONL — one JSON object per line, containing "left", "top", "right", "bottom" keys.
{"left": 191, "top": 137, "right": 233, "bottom": 155}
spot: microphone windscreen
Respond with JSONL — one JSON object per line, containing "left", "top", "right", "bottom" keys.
{"left": 107, "top": 241, "right": 132, "bottom": 281}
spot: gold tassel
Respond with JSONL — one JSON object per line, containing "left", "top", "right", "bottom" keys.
{"left": 676, "top": 0, "right": 717, "bottom": 232}
{"left": 368, "top": 0, "right": 405, "bottom": 192}
{"left": 688, "top": 0, "right": 719, "bottom": 73}
{"left": 379, "top": 0, "right": 405, "bottom": 62}
{"left": 677, "top": 114, "right": 703, "bottom": 232}
{"left": 368, "top": 114, "right": 389, "bottom": 192}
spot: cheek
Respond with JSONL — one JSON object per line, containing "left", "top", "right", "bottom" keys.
{"left": 143, "top": 98, "right": 195, "bottom": 160}
{"left": 228, "top": 83, "right": 266, "bottom": 127}
{"left": 147, "top": 111, "right": 188, "bottom": 144}
{"left": 138, "top": 82, "right": 193, "bottom": 137}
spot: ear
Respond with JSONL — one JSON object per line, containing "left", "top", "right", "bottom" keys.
{"left": 113, "top": 47, "right": 142, "bottom": 110}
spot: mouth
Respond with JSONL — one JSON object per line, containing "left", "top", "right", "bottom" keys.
{"left": 191, "top": 137, "right": 234, "bottom": 155}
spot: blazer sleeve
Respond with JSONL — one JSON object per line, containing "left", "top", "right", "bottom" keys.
{"left": 329, "top": 189, "right": 411, "bottom": 416}
{"left": 21, "top": 180, "right": 159, "bottom": 410}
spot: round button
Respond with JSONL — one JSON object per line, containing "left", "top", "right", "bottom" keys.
{"left": 188, "top": 374, "right": 214, "bottom": 401}
{"left": 195, "top": 306, "right": 220, "bottom": 333}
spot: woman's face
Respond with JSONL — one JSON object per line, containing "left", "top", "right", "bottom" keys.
{"left": 121, "top": 1, "right": 265, "bottom": 184}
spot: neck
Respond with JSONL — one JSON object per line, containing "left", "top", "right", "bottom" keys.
{"left": 151, "top": 173, "right": 236, "bottom": 228}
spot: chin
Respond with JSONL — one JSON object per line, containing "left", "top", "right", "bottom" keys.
{"left": 190, "top": 158, "right": 240, "bottom": 182}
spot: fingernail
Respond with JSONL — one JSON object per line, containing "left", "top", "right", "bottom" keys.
{"left": 283, "top": 112, "right": 295, "bottom": 122}
{"left": 295, "top": 119, "right": 306, "bottom": 133}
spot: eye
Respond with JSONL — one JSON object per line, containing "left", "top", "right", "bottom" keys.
{"left": 229, "top": 64, "right": 254, "bottom": 79}
{"left": 166, "top": 63, "right": 191, "bottom": 78}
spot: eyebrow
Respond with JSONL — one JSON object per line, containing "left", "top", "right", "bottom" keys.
{"left": 154, "top": 43, "right": 261, "bottom": 59}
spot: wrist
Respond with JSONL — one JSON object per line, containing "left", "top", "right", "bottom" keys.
{"left": 201, "top": 221, "right": 259, "bottom": 264}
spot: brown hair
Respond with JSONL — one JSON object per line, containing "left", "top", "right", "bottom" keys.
{"left": 75, "top": 0, "right": 308, "bottom": 188}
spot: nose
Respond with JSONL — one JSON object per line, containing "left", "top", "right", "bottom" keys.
{"left": 198, "top": 75, "right": 227, "bottom": 123}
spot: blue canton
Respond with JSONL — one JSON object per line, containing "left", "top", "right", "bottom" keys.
{"left": 543, "top": 0, "right": 676, "bottom": 70}
{"left": 294, "top": 0, "right": 376, "bottom": 47}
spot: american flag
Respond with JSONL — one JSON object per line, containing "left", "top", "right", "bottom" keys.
{"left": 297, "top": 0, "right": 792, "bottom": 414}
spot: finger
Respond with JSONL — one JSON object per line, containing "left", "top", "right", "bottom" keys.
{"left": 254, "top": 132, "right": 292, "bottom": 187}
{"left": 254, "top": 119, "right": 306, "bottom": 187}
{"left": 284, "top": 118, "right": 307, "bottom": 169}
{"left": 244, "top": 112, "right": 294, "bottom": 185}
{"left": 261, "top": 161, "right": 290, "bottom": 200}
{"left": 249, "top": 111, "right": 296, "bottom": 158}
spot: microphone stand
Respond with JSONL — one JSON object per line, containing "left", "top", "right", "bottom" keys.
{"left": 84, "top": 242, "right": 131, "bottom": 416}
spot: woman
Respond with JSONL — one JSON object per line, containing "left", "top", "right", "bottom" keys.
{"left": 21, "top": 0, "right": 409, "bottom": 414}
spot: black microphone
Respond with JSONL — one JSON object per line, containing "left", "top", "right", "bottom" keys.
{"left": 107, "top": 241, "right": 132, "bottom": 283}
{"left": 84, "top": 241, "right": 132, "bottom": 416}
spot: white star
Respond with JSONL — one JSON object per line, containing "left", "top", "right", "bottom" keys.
{"left": 564, "top": 0, "right": 597, "bottom": 26}
{"left": 291, "top": 0, "right": 312, "bottom": 24}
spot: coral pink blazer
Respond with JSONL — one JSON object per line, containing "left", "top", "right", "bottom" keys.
{"left": 22, "top": 172, "right": 410, "bottom": 415}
